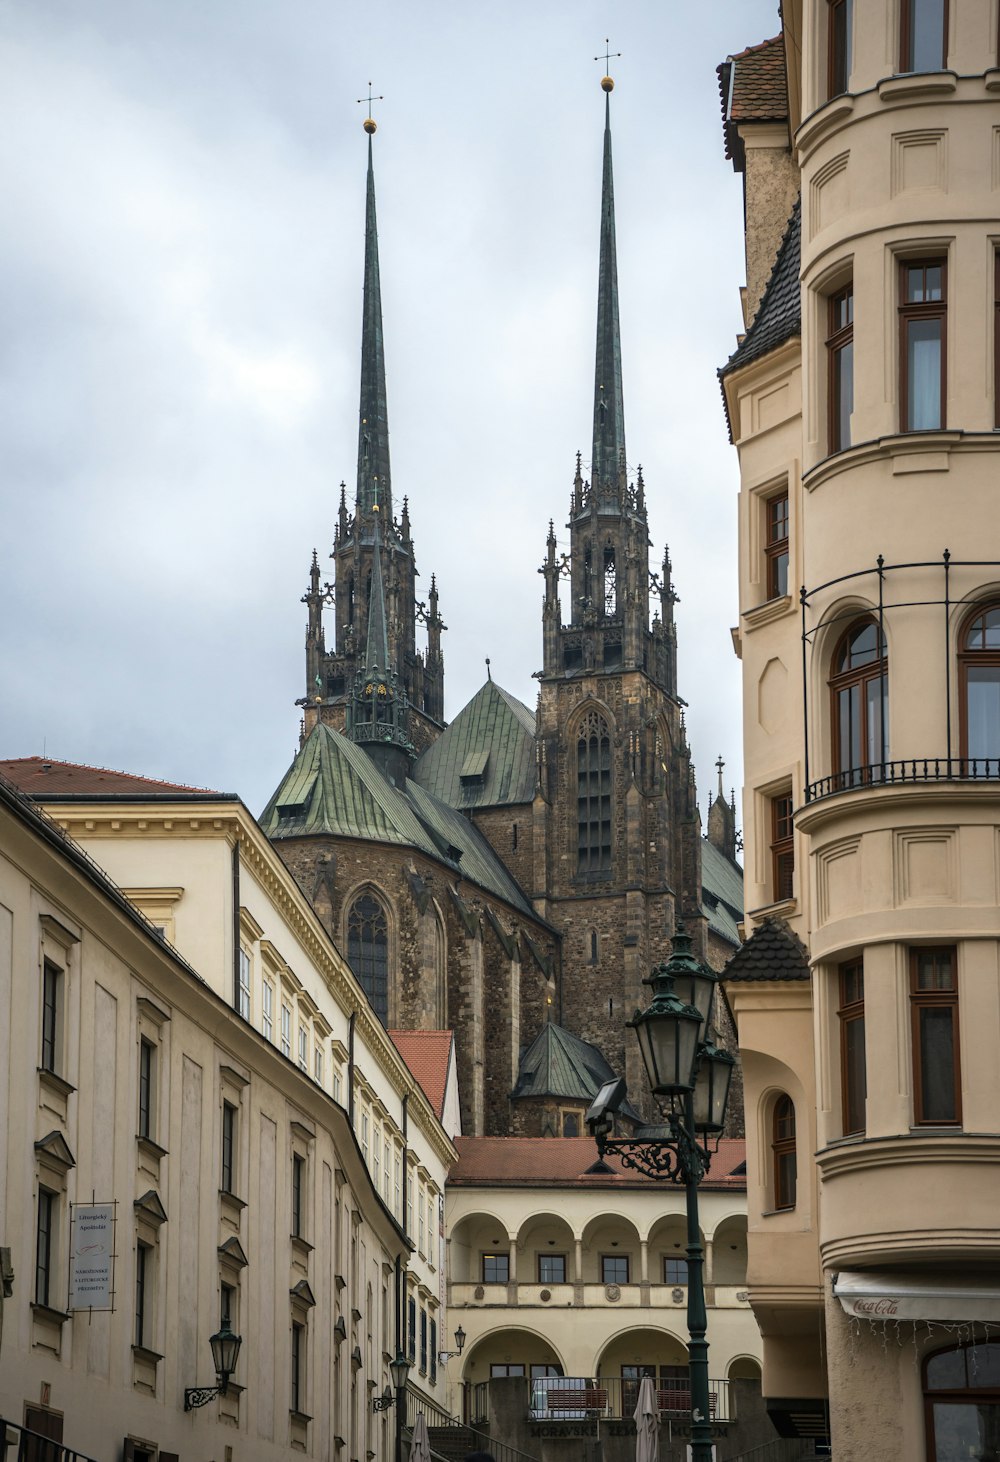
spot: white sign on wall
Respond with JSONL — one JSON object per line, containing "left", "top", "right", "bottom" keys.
{"left": 69, "top": 1203, "right": 116, "bottom": 1311}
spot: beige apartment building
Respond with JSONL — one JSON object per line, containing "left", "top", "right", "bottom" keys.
{"left": 0, "top": 761, "right": 455, "bottom": 1462}
{"left": 719, "top": 2, "right": 1000, "bottom": 1458}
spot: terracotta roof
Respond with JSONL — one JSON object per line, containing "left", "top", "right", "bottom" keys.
{"left": 448, "top": 1136, "right": 746, "bottom": 1191}
{"left": 718, "top": 35, "right": 788, "bottom": 162}
{"left": 0, "top": 756, "right": 223, "bottom": 797}
{"left": 389, "top": 1030, "right": 453, "bottom": 1119}
{"left": 724, "top": 916, "right": 810, "bottom": 983}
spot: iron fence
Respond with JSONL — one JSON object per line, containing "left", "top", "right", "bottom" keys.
{"left": 0, "top": 1420, "right": 98, "bottom": 1462}
{"left": 527, "top": 1374, "right": 732, "bottom": 1423}
{"left": 805, "top": 756, "right": 1000, "bottom": 803}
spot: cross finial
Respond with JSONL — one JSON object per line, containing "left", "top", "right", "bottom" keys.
{"left": 715, "top": 755, "right": 725, "bottom": 797}
{"left": 595, "top": 38, "right": 620, "bottom": 90}
{"left": 357, "top": 81, "right": 383, "bottom": 134}
{"left": 485, "top": 657, "right": 492, "bottom": 682}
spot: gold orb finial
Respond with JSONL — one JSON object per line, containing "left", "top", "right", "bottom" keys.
{"left": 363, "top": 116, "right": 377, "bottom": 135}
{"left": 601, "top": 75, "right": 614, "bottom": 92}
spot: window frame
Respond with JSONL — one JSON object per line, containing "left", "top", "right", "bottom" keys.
{"left": 221, "top": 1101, "right": 237, "bottom": 1196}
{"left": 899, "top": 257, "right": 947, "bottom": 432}
{"left": 958, "top": 601, "right": 1000, "bottom": 765}
{"left": 770, "top": 792, "right": 795, "bottom": 903}
{"left": 827, "top": 283, "right": 854, "bottom": 454}
{"left": 35, "top": 1187, "right": 56, "bottom": 1308}
{"left": 829, "top": 616, "right": 889, "bottom": 788}
{"left": 138, "top": 1037, "right": 155, "bottom": 1141}
{"left": 663, "top": 1257, "right": 689, "bottom": 1286}
{"left": 290, "top": 1320, "right": 305, "bottom": 1415}
{"left": 134, "top": 1241, "right": 150, "bottom": 1349}
{"left": 291, "top": 1153, "right": 305, "bottom": 1239}
{"left": 601, "top": 1253, "right": 630, "bottom": 1286}
{"left": 900, "top": 0, "right": 948, "bottom": 73}
{"left": 40, "top": 958, "right": 62, "bottom": 1075}
{"left": 772, "top": 1095, "right": 797, "bottom": 1211}
{"left": 537, "top": 1253, "right": 567, "bottom": 1285}
{"left": 764, "top": 491, "right": 790, "bottom": 601}
{"left": 827, "top": 0, "right": 853, "bottom": 97}
{"left": 262, "top": 979, "right": 274, "bottom": 1042}
{"left": 910, "top": 946, "right": 961, "bottom": 1126}
{"left": 237, "top": 946, "right": 251, "bottom": 1021}
{"left": 924, "top": 1340, "right": 1000, "bottom": 1460}
{"left": 576, "top": 710, "right": 613, "bottom": 877}
{"left": 481, "top": 1252, "right": 509, "bottom": 1285}
{"left": 838, "top": 960, "right": 867, "bottom": 1136}
{"left": 347, "top": 892, "right": 390, "bottom": 1024}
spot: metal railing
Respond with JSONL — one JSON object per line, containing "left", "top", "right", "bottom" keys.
{"left": 805, "top": 756, "right": 1000, "bottom": 803}
{"left": 0, "top": 1420, "right": 98, "bottom": 1462}
{"left": 528, "top": 1375, "right": 732, "bottom": 1423}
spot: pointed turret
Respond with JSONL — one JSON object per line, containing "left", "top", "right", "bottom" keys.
{"left": 356, "top": 131, "right": 392, "bottom": 520}
{"left": 592, "top": 81, "right": 626, "bottom": 496}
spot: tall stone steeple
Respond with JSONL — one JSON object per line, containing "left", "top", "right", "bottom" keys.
{"left": 533, "top": 67, "right": 704, "bottom": 1120}
{"left": 347, "top": 498, "right": 413, "bottom": 785}
{"left": 299, "top": 110, "right": 445, "bottom": 752}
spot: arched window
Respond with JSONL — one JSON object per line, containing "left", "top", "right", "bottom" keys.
{"left": 347, "top": 893, "right": 389, "bottom": 1024}
{"left": 576, "top": 710, "right": 612, "bottom": 875}
{"left": 772, "top": 1095, "right": 797, "bottom": 1210}
{"left": 924, "top": 1342, "right": 1000, "bottom": 1459}
{"left": 960, "top": 603, "right": 1000, "bottom": 770}
{"left": 830, "top": 617, "right": 888, "bottom": 789}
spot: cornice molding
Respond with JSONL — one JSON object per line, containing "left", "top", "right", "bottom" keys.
{"left": 818, "top": 1132, "right": 1000, "bottom": 1178}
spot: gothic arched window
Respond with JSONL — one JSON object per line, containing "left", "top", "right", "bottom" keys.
{"left": 347, "top": 893, "right": 389, "bottom": 1024}
{"left": 576, "top": 710, "right": 612, "bottom": 875}
{"left": 960, "top": 602, "right": 1000, "bottom": 769}
{"left": 830, "top": 617, "right": 888, "bottom": 789}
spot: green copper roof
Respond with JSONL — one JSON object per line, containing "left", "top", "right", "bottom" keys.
{"left": 591, "top": 90, "right": 626, "bottom": 493}
{"left": 512, "top": 1022, "right": 641, "bottom": 1119}
{"left": 701, "top": 838, "right": 743, "bottom": 950}
{"left": 260, "top": 723, "right": 533, "bottom": 915}
{"left": 412, "top": 680, "right": 536, "bottom": 809}
{"left": 357, "top": 134, "right": 392, "bottom": 518}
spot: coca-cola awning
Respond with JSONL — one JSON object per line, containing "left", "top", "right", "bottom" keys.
{"left": 834, "top": 1271, "right": 1000, "bottom": 1324}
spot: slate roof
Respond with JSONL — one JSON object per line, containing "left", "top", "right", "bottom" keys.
{"left": 0, "top": 756, "right": 224, "bottom": 798}
{"left": 724, "top": 916, "right": 810, "bottom": 983}
{"left": 513, "top": 1022, "right": 626, "bottom": 1104}
{"left": 259, "top": 723, "right": 534, "bottom": 916}
{"left": 449, "top": 1136, "right": 747, "bottom": 1191}
{"left": 721, "top": 197, "right": 801, "bottom": 379}
{"left": 389, "top": 1030, "right": 453, "bottom": 1119}
{"left": 413, "top": 679, "right": 536, "bottom": 810}
{"left": 718, "top": 36, "right": 788, "bottom": 163}
{"left": 701, "top": 838, "right": 743, "bottom": 951}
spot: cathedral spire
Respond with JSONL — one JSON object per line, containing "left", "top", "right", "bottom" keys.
{"left": 364, "top": 505, "right": 390, "bottom": 676}
{"left": 591, "top": 76, "right": 626, "bottom": 495}
{"left": 356, "top": 122, "right": 392, "bottom": 520}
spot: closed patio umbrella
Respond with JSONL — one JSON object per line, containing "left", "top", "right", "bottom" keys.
{"left": 633, "top": 1374, "right": 659, "bottom": 1462}
{"left": 410, "top": 1410, "right": 432, "bottom": 1462}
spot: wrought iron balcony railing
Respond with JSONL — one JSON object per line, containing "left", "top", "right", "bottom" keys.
{"left": 805, "top": 757, "right": 1000, "bottom": 804}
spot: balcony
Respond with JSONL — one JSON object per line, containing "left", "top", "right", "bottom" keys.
{"left": 805, "top": 756, "right": 1000, "bottom": 804}
{"left": 525, "top": 1374, "right": 733, "bottom": 1423}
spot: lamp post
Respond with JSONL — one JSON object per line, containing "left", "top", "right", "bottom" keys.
{"left": 586, "top": 926, "right": 734, "bottom": 1462}
{"left": 184, "top": 1325, "right": 243, "bottom": 1410}
{"left": 371, "top": 1349, "right": 411, "bottom": 1462}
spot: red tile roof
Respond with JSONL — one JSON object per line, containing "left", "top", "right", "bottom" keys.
{"left": 389, "top": 1030, "right": 454, "bottom": 1119}
{"left": 449, "top": 1137, "right": 746, "bottom": 1191}
{"left": 719, "top": 35, "right": 788, "bottom": 161}
{"left": 0, "top": 756, "right": 222, "bottom": 797}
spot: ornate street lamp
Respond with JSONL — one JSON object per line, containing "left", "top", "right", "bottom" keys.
{"left": 438, "top": 1324, "right": 467, "bottom": 1364}
{"left": 585, "top": 925, "right": 733, "bottom": 1462}
{"left": 184, "top": 1324, "right": 243, "bottom": 1410}
{"left": 372, "top": 1349, "right": 411, "bottom": 1462}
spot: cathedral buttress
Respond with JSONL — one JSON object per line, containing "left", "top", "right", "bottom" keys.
{"left": 299, "top": 119, "right": 445, "bottom": 753}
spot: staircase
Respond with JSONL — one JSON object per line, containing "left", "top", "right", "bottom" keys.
{"left": 427, "top": 1424, "right": 481, "bottom": 1460}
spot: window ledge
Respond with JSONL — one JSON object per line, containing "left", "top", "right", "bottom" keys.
{"left": 289, "top": 1410, "right": 312, "bottom": 1426}
{"left": 131, "top": 1344, "right": 164, "bottom": 1366}
{"left": 879, "top": 70, "right": 958, "bottom": 103}
{"left": 219, "top": 1189, "right": 247, "bottom": 1214}
{"left": 136, "top": 1135, "right": 169, "bottom": 1161}
{"left": 986, "top": 69, "right": 1000, "bottom": 93}
{"left": 37, "top": 1068, "right": 76, "bottom": 1099}
{"left": 746, "top": 897, "right": 798, "bottom": 922}
{"left": 291, "top": 1234, "right": 314, "bottom": 1257}
{"left": 742, "top": 595, "right": 794, "bottom": 632}
{"left": 31, "top": 1302, "right": 70, "bottom": 1327}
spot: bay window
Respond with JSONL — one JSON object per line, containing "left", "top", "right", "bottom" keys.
{"left": 910, "top": 947, "right": 960, "bottom": 1125}
{"left": 900, "top": 259, "right": 946, "bottom": 432}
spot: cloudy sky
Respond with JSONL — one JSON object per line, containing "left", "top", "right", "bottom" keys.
{"left": 1, "top": 0, "right": 779, "bottom": 822}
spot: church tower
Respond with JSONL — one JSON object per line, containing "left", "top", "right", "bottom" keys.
{"left": 534, "top": 72, "right": 705, "bottom": 1106}
{"left": 301, "top": 116, "right": 445, "bottom": 754}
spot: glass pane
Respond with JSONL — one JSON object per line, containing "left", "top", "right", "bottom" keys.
{"left": 928, "top": 1348, "right": 969, "bottom": 1390}
{"left": 967, "top": 667, "right": 1000, "bottom": 761}
{"left": 915, "top": 949, "right": 955, "bottom": 992}
{"left": 931, "top": 1401, "right": 1000, "bottom": 1460}
{"left": 834, "top": 341, "right": 853, "bottom": 450}
{"left": 907, "top": 317, "right": 942, "bottom": 429}
{"left": 844, "top": 1016, "right": 867, "bottom": 1133}
{"left": 919, "top": 1006, "right": 956, "bottom": 1121}
{"left": 839, "top": 685, "right": 862, "bottom": 779}
{"left": 866, "top": 672, "right": 886, "bottom": 767}
{"left": 772, "top": 550, "right": 789, "bottom": 597}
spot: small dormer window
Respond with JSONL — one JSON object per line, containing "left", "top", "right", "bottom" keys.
{"left": 459, "top": 750, "right": 489, "bottom": 787}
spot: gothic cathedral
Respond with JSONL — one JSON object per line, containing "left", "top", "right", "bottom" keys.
{"left": 260, "top": 84, "right": 742, "bottom": 1138}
